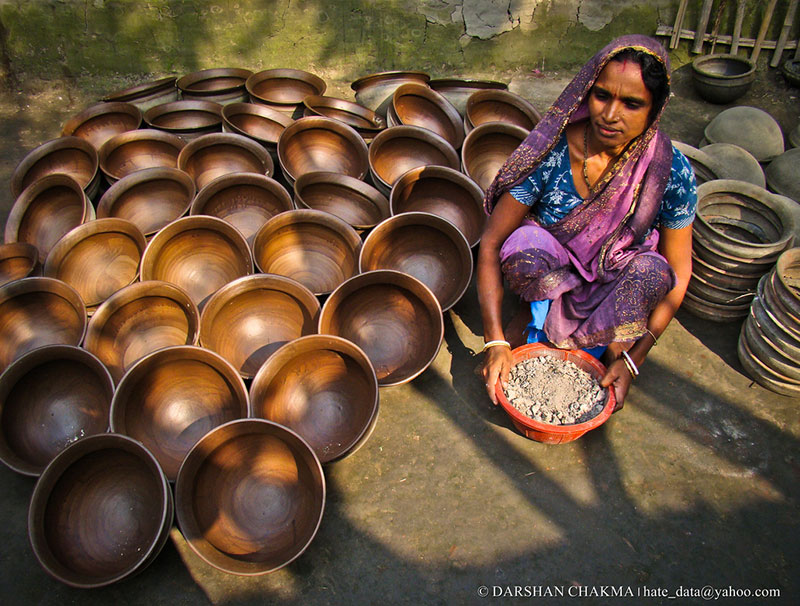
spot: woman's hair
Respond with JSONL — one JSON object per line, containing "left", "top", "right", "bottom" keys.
{"left": 609, "top": 48, "right": 670, "bottom": 119}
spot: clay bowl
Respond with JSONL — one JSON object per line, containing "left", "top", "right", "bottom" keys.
{"left": 704, "top": 106, "right": 784, "bottom": 163}
{"left": 494, "top": 343, "right": 615, "bottom": 444}
{"left": 0, "top": 277, "right": 87, "bottom": 374}
{"left": 250, "top": 334, "right": 379, "bottom": 462}
{"left": 302, "top": 95, "right": 385, "bottom": 140}
{"left": 177, "top": 132, "right": 274, "bottom": 190}
{"left": 252, "top": 209, "right": 362, "bottom": 296}
{"left": 791, "top": 123, "right": 800, "bottom": 149}
{"left": 781, "top": 59, "right": 800, "bottom": 88}
{"left": 429, "top": 78, "right": 508, "bottom": 116}
{"left": 681, "top": 288, "right": 750, "bottom": 322}
{"left": 110, "top": 345, "right": 248, "bottom": 481}
{"left": 61, "top": 102, "right": 142, "bottom": 152}
{"left": 672, "top": 141, "right": 723, "bottom": 185}
{"left": 199, "top": 273, "right": 320, "bottom": 379}
{"left": 690, "top": 251, "right": 760, "bottom": 292}
{"left": 692, "top": 233, "right": 775, "bottom": 277}
{"left": 738, "top": 323, "right": 800, "bottom": 396}
{"left": 691, "top": 54, "right": 755, "bottom": 104}
{"left": 43, "top": 218, "right": 147, "bottom": 308}
{"left": 28, "top": 433, "right": 173, "bottom": 588}
{"left": 742, "top": 312, "right": 800, "bottom": 383}
{"left": 388, "top": 83, "right": 464, "bottom": 149}
{"left": 687, "top": 272, "right": 753, "bottom": 306}
{"left": 246, "top": 68, "right": 326, "bottom": 116}
{"left": 390, "top": 165, "right": 486, "bottom": 247}
{"left": 140, "top": 215, "right": 253, "bottom": 309}
{"left": 765, "top": 148, "right": 800, "bottom": 203}
{"left": 360, "top": 212, "right": 472, "bottom": 311}
{"left": 98, "top": 128, "right": 186, "bottom": 183}
{"left": 190, "top": 173, "right": 293, "bottom": 245}
{"left": 461, "top": 122, "right": 528, "bottom": 191}
{"left": 293, "top": 171, "right": 389, "bottom": 231}
{"left": 84, "top": 280, "right": 200, "bottom": 384}
{"left": 143, "top": 100, "right": 223, "bottom": 141}
{"left": 103, "top": 76, "right": 179, "bottom": 111}
{"left": 763, "top": 271, "right": 800, "bottom": 336}
{"left": 10, "top": 136, "right": 100, "bottom": 200}
{"left": 751, "top": 283, "right": 800, "bottom": 360}
{"left": 464, "top": 89, "right": 542, "bottom": 133}
{"left": 774, "top": 248, "right": 800, "bottom": 318}
{"left": 177, "top": 68, "right": 253, "bottom": 105}
{"left": 277, "top": 116, "right": 369, "bottom": 185}
{"left": 0, "top": 345, "right": 113, "bottom": 476}
{"left": 175, "top": 418, "right": 325, "bottom": 575}
{"left": 318, "top": 270, "right": 443, "bottom": 386}
{"left": 351, "top": 70, "right": 431, "bottom": 117}
{"left": 96, "top": 167, "right": 195, "bottom": 237}
{"left": 699, "top": 143, "right": 765, "bottom": 188}
{"left": 0, "top": 242, "right": 39, "bottom": 286}
{"left": 5, "top": 174, "right": 95, "bottom": 264}
{"left": 222, "top": 102, "right": 294, "bottom": 158}
{"left": 367, "top": 125, "right": 460, "bottom": 196}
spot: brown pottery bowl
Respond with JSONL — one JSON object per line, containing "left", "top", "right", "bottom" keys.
{"left": 293, "top": 171, "right": 389, "bottom": 231}
{"left": 143, "top": 100, "right": 223, "bottom": 141}
{"left": 177, "top": 132, "right": 274, "bottom": 190}
{"left": 461, "top": 122, "right": 528, "bottom": 191}
{"left": 250, "top": 334, "right": 379, "bottom": 462}
{"left": 175, "top": 418, "right": 325, "bottom": 575}
{"left": 110, "top": 345, "right": 248, "bottom": 481}
{"left": 177, "top": 67, "right": 252, "bottom": 105}
{"left": 61, "top": 102, "right": 142, "bottom": 151}
{"left": 246, "top": 68, "right": 326, "bottom": 115}
{"left": 0, "top": 242, "right": 39, "bottom": 286}
{"left": 351, "top": 70, "right": 431, "bottom": 117}
{"left": 319, "top": 270, "right": 443, "bottom": 386}
{"left": 464, "top": 89, "right": 541, "bottom": 133}
{"left": 429, "top": 78, "right": 508, "bottom": 116}
{"left": 11, "top": 136, "right": 100, "bottom": 200}
{"left": 98, "top": 129, "right": 186, "bottom": 183}
{"left": 302, "top": 95, "right": 385, "bottom": 139}
{"left": 222, "top": 102, "right": 294, "bottom": 156}
{"left": 388, "top": 83, "right": 464, "bottom": 149}
{"left": 103, "top": 76, "right": 179, "bottom": 111}
{"left": 84, "top": 280, "right": 200, "bottom": 384}
{"left": 28, "top": 433, "right": 173, "bottom": 588}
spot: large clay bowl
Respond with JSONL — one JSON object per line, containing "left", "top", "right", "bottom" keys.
{"left": 691, "top": 54, "right": 755, "bottom": 104}
{"left": 765, "top": 148, "right": 800, "bottom": 203}
{"left": 360, "top": 212, "right": 472, "bottom": 311}
{"left": 319, "top": 270, "right": 443, "bottom": 386}
{"left": 61, "top": 102, "right": 142, "bottom": 151}
{"left": 763, "top": 271, "right": 800, "bottom": 337}
{"left": 390, "top": 165, "right": 486, "bottom": 247}
{"left": 742, "top": 313, "right": 800, "bottom": 382}
{"left": 302, "top": 95, "right": 385, "bottom": 139}
{"left": 672, "top": 141, "right": 723, "bottom": 185}
{"left": 704, "top": 106, "right": 784, "bottom": 163}
{"left": 28, "top": 433, "right": 173, "bottom": 588}
{"left": 246, "top": 68, "right": 326, "bottom": 115}
{"left": 0, "top": 277, "right": 87, "bottom": 374}
{"left": 143, "top": 100, "right": 223, "bottom": 141}
{"left": 221, "top": 102, "right": 294, "bottom": 156}
{"left": 429, "top": 78, "right": 508, "bottom": 116}
{"left": 464, "top": 89, "right": 541, "bottom": 133}
{"left": 199, "top": 274, "right": 320, "bottom": 379}
{"left": 177, "top": 68, "right": 252, "bottom": 105}
{"left": 252, "top": 209, "right": 362, "bottom": 296}
{"left": 175, "top": 419, "right": 325, "bottom": 575}
{"left": 250, "top": 334, "right": 379, "bottom": 462}
{"left": 388, "top": 83, "right": 464, "bottom": 149}
{"left": 351, "top": 70, "right": 431, "bottom": 118}
{"left": 103, "top": 76, "right": 179, "bottom": 111}
{"left": 277, "top": 117, "right": 369, "bottom": 185}
{"left": 681, "top": 289, "right": 749, "bottom": 322}
{"left": 690, "top": 251, "right": 760, "bottom": 292}
{"left": 10, "top": 136, "right": 100, "bottom": 200}
{"left": 692, "top": 232, "right": 775, "bottom": 277}
{"left": 782, "top": 59, "right": 800, "bottom": 88}
{"left": 110, "top": 345, "right": 248, "bottom": 481}
{"left": 96, "top": 167, "right": 195, "bottom": 236}
{"left": 84, "top": 281, "right": 200, "bottom": 384}
{"left": 5, "top": 174, "right": 95, "bottom": 264}
{"left": 293, "top": 172, "right": 389, "bottom": 231}
{"left": 190, "top": 173, "right": 293, "bottom": 245}
{"left": 738, "top": 325, "right": 800, "bottom": 396}
{"left": 98, "top": 129, "right": 186, "bottom": 183}
{"left": 687, "top": 272, "right": 753, "bottom": 306}
{"left": 700, "top": 143, "right": 765, "bottom": 188}
{"left": 0, "top": 345, "right": 113, "bottom": 476}
{"left": 791, "top": 123, "right": 800, "bottom": 149}
{"left": 461, "top": 122, "right": 528, "bottom": 191}
{"left": 140, "top": 215, "right": 253, "bottom": 309}
{"left": 43, "top": 218, "right": 146, "bottom": 308}
{"left": 751, "top": 288, "right": 800, "bottom": 361}
{"left": 367, "top": 125, "right": 460, "bottom": 196}
{"left": 0, "top": 242, "right": 39, "bottom": 286}
{"left": 178, "top": 132, "right": 274, "bottom": 190}
{"left": 774, "top": 249, "right": 800, "bottom": 318}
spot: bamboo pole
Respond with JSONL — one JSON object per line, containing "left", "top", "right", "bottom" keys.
{"left": 693, "top": 0, "right": 716, "bottom": 54}
{"left": 671, "top": 0, "right": 690, "bottom": 50}
{"left": 770, "top": 0, "right": 799, "bottom": 67}
{"left": 751, "top": 0, "right": 779, "bottom": 62}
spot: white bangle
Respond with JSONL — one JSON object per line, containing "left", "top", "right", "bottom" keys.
{"left": 482, "top": 340, "right": 511, "bottom": 352}
{"left": 621, "top": 350, "right": 639, "bottom": 376}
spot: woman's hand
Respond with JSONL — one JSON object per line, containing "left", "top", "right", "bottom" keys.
{"left": 600, "top": 358, "right": 634, "bottom": 412}
{"left": 481, "top": 346, "right": 513, "bottom": 405}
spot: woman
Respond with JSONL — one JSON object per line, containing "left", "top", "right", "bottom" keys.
{"left": 478, "top": 35, "right": 696, "bottom": 410}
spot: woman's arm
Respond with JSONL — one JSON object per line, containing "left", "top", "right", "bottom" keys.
{"left": 477, "top": 192, "right": 532, "bottom": 404}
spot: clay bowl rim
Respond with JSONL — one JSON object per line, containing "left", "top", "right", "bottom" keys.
{"left": 302, "top": 94, "right": 385, "bottom": 132}
{"left": 429, "top": 78, "right": 508, "bottom": 92}
{"left": 251, "top": 208, "right": 363, "bottom": 296}
{"left": 390, "top": 82, "right": 464, "bottom": 149}
{"left": 245, "top": 68, "right": 327, "bottom": 107}
{"left": 177, "top": 67, "right": 254, "bottom": 94}
{"left": 0, "top": 344, "right": 114, "bottom": 477}
{"left": 464, "top": 89, "right": 542, "bottom": 132}
{"left": 10, "top": 136, "right": 99, "bottom": 198}
{"left": 461, "top": 121, "right": 530, "bottom": 190}
{"left": 359, "top": 211, "right": 473, "bottom": 311}
{"left": 318, "top": 269, "right": 444, "bottom": 387}
{"left": 350, "top": 70, "right": 431, "bottom": 93}
{"left": 198, "top": 273, "right": 321, "bottom": 380}
{"left": 494, "top": 343, "right": 616, "bottom": 443}
{"left": 221, "top": 102, "right": 295, "bottom": 146}
{"left": 249, "top": 333, "right": 379, "bottom": 463}
{"left": 96, "top": 167, "right": 196, "bottom": 235}
{"left": 84, "top": 280, "right": 201, "bottom": 384}
{"left": 672, "top": 140, "right": 724, "bottom": 183}
{"left": 775, "top": 248, "right": 800, "bottom": 311}
{"left": 174, "top": 417, "right": 325, "bottom": 576}
{"left": 293, "top": 171, "right": 389, "bottom": 231}
{"left": 0, "top": 241, "right": 39, "bottom": 286}
{"left": 28, "top": 432, "right": 172, "bottom": 588}
{"left": 103, "top": 76, "right": 177, "bottom": 103}
{"left": 190, "top": 172, "right": 294, "bottom": 222}
{"left": 98, "top": 128, "right": 186, "bottom": 182}
{"left": 277, "top": 116, "right": 369, "bottom": 184}
{"left": 42, "top": 218, "right": 147, "bottom": 307}
{"left": 177, "top": 132, "right": 275, "bottom": 189}
{"left": 691, "top": 53, "right": 756, "bottom": 81}
{"left": 143, "top": 100, "right": 224, "bottom": 133}
{"left": 61, "top": 101, "right": 143, "bottom": 148}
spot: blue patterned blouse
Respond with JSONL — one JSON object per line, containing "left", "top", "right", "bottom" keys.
{"left": 508, "top": 133, "right": 697, "bottom": 230}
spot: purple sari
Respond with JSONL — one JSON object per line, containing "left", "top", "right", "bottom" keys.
{"left": 484, "top": 35, "right": 675, "bottom": 349}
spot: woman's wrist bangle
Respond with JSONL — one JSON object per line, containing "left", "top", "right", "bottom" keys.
{"left": 482, "top": 340, "right": 511, "bottom": 352}
{"left": 644, "top": 328, "right": 658, "bottom": 346}
{"left": 621, "top": 350, "right": 639, "bottom": 377}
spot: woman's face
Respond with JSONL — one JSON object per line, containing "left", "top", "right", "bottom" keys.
{"left": 587, "top": 59, "right": 654, "bottom": 154}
